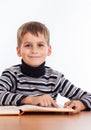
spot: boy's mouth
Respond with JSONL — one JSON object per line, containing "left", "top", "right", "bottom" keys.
{"left": 29, "top": 56, "right": 41, "bottom": 58}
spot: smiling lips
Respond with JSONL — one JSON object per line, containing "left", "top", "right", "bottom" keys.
{"left": 29, "top": 56, "right": 41, "bottom": 58}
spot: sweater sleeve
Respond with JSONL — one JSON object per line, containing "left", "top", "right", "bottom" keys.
{"left": 0, "top": 69, "right": 27, "bottom": 106}
{"left": 58, "top": 74, "right": 91, "bottom": 110}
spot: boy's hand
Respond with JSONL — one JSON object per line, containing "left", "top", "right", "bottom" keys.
{"left": 21, "top": 94, "right": 58, "bottom": 107}
{"left": 64, "top": 100, "right": 87, "bottom": 114}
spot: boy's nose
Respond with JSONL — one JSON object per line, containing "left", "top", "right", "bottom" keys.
{"left": 31, "top": 47, "right": 38, "bottom": 54}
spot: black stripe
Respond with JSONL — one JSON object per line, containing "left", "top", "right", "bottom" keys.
{"left": 2, "top": 71, "right": 17, "bottom": 83}
{"left": 0, "top": 79, "right": 11, "bottom": 88}
{"left": 52, "top": 82, "right": 62, "bottom": 93}
{"left": 64, "top": 84, "right": 74, "bottom": 97}
{"left": 9, "top": 94, "right": 17, "bottom": 105}
{"left": 18, "top": 74, "right": 58, "bottom": 80}
{"left": 61, "top": 79, "right": 69, "bottom": 90}
{"left": 69, "top": 88, "right": 80, "bottom": 99}
{"left": 17, "top": 88, "right": 52, "bottom": 93}
{"left": 0, "top": 83, "right": 6, "bottom": 88}
{"left": 80, "top": 91, "right": 87, "bottom": 98}
{"left": 2, "top": 93, "right": 10, "bottom": 105}
{"left": 18, "top": 82, "right": 55, "bottom": 86}
{"left": 42, "top": 76, "right": 57, "bottom": 80}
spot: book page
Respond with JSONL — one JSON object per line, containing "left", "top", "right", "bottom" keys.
{"left": 19, "top": 104, "right": 74, "bottom": 112}
{"left": 0, "top": 104, "right": 74, "bottom": 115}
{"left": 0, "top": 106, "right": 20, "bottom": 115}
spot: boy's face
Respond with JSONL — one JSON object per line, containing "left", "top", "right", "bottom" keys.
{"left": 16, "top": 32, "right": 51, "bottom": 67}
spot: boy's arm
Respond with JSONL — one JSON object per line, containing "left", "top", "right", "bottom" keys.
{"left": 0, "top": 70, "right": 27, "bottom": 106}
{"left": 59, "top": 75, "right": 91, "bottom": 110}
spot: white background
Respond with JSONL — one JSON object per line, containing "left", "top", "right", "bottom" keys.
{"left": 0, "top": 0, "right": 91, "bottom": 104}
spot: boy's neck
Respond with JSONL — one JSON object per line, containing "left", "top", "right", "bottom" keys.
{"left": 21, "top": 60, "right": 45, "bottom": 78}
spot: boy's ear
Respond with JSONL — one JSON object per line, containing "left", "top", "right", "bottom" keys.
{"left": 16, "top": 46, "right": 21, "bottom": 57}
{"left": 47, "top": 45, "right": 52, "bottom": 56}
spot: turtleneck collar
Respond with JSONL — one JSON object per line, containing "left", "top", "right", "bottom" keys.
{"left": 21, "top": 60, "right": 45, "bottom": 78}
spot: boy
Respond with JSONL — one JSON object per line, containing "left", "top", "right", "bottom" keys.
{"left": 0, "top": 21, "right": 91, "bottom": 114}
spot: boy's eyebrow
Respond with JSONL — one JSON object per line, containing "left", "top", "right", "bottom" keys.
{"left": 23, "top": 41, "right": 47, "bottom": 44}
{"left": 37, "top": 41, "right": 46, "bottom": 44}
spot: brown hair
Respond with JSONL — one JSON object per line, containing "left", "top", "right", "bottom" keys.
{"left": 17, "top": 21, "right": 50, "bottom": 46}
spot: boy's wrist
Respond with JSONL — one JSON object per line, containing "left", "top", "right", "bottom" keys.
{"left": 21, "top": 96, "right": 32, "bottom": 104}
{"left": 80, "top": 100, "right": 90, "bottom": 111}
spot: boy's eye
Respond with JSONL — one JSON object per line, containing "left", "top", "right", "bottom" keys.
{"left": 38, "top": 44, "right": 44, "bottom": 47}
{"left": 25, "top": 44, "right": 31, "bottom": 47}
{"left": 23, "top": 43, "right": 45, "bottom": 48}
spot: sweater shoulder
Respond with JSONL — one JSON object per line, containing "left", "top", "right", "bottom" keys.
{"left": 2, "top": 64, "right": 21, "bottom": 75}
{"left": 45, "top": 66, "right": 64, "bottom": 78}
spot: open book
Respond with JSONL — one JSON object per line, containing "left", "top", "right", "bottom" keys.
{"left": 0, "top": 104, "right": 75, "bottom": 115}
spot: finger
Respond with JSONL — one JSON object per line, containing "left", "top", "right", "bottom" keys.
{"left": 68, "top": 102, "right": 75, "bottom": 108}
{"left": 46, "top": 99, "right": 52, "bottom": 107}
{"left": 40, "top": 95, "right": 51, "bottom": 107}
{"left": 43, "top": 96, "right": 56, "bottom": 107}
{"left": 37, "top": 95, "right": 49, "bottom": 107}
{"left": 43, "top": 94, "right": 58, "bottom": 107}
{"left": 66, "top": 102, "right": 80, "bottom": 113}
{"left": 50, "top": 99, "right": 59, "bottom": 108}
{"left": 43, "top": 99, "right": 51, "bottom": 107}
{"left": 64, "top": 101, "right": 72, "bottom": 107}
{"left": 38, "top": 101, "right": 45, "bottom": 107}
{"left": 64, "top": 101, "right": 77, "bottom": 109}
{"left": 42, "top": 95, "right": 51, "bottom": 107}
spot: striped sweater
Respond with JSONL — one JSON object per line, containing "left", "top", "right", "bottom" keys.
{"left": 0, "top": 63, "right": 91, "bottom": 109}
